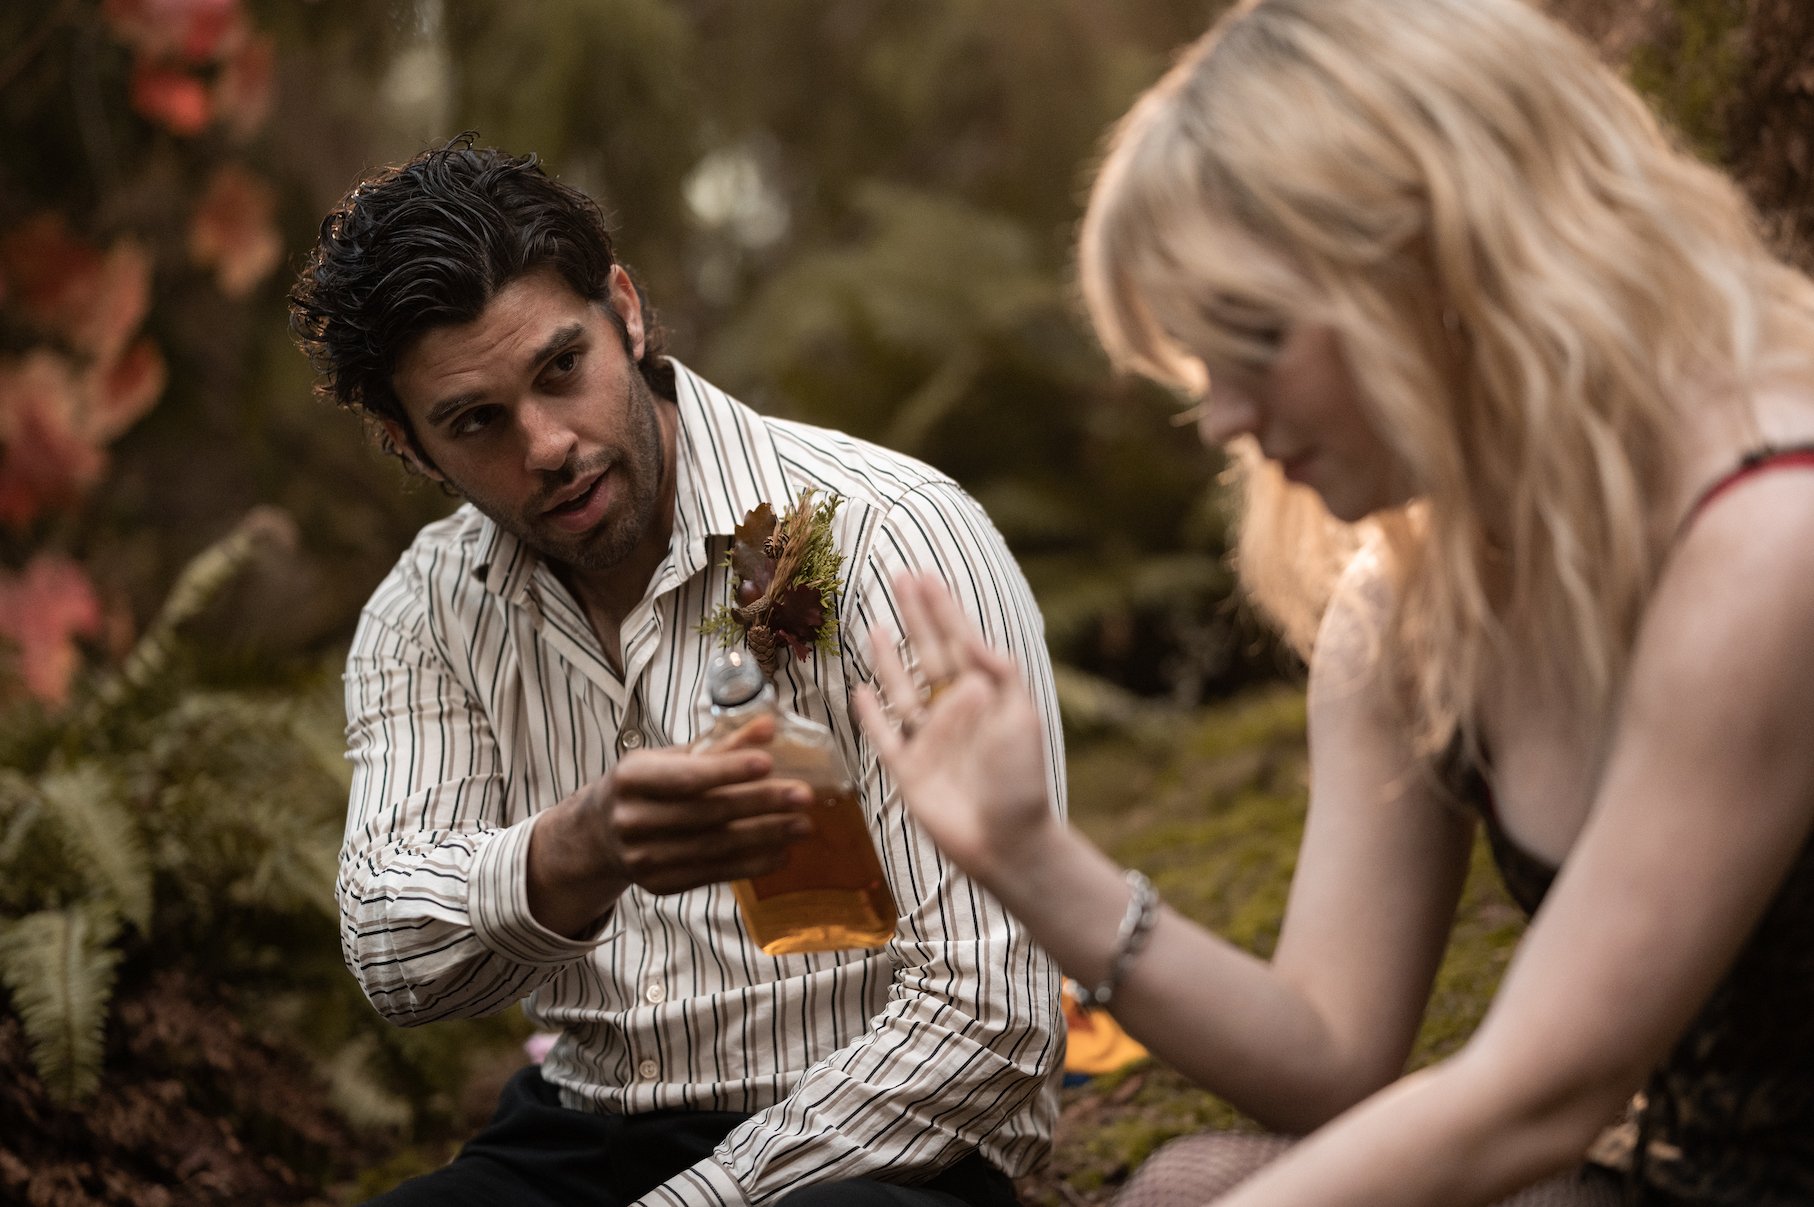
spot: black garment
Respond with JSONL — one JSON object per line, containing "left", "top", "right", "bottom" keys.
{"left": 364, "top": 1066, "right": 1021, "bottom": 1207}
{"left": 1442, "top": 441, "right": 1814, "bottom": 1207}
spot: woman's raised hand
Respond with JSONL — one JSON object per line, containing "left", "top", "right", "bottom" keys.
{"left": 855, "top": 574, "right": 1058, "bottom": 883}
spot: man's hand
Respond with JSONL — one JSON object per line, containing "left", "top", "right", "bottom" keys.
{"left": 527, "top": 718, "right": 815, "bottom": 938}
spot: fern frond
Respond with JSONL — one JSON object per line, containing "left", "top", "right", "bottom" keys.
{"left": 0, "top": 906, "right": 122, "bottom": 1103}
{"left": 82, "top": 507, "right": 297, "bottom": 722}
{"left": 0, "top": 768, "right": 45, "bottom": 872}
{"left": 39, "top": 764, "right": 153, "bottom": 934}
{"left": 322, "top": 1033, "right": 414, "bottom": 1131}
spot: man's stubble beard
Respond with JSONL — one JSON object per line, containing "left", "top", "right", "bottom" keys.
{"left": 454, "top": 365, "right": 669, "bottom": 577}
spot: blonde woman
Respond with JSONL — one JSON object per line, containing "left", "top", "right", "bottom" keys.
{"left": 854, "top": 0, "right": 1814, "bottom": 1203}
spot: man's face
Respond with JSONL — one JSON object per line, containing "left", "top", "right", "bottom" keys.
{"left": 388, "top": 266, "right": 671, "bottom": 578}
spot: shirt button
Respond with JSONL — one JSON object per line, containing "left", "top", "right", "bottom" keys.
{"left": 618, "top": 729, "right": 645, "bottom": 753}
{"left": 638, "top": 1058, "right": 660, "bottom": 1080}
{"left": 643, "top": 981, "right": 665, "bottom": 1004}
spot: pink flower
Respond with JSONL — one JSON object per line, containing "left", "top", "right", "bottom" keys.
{"left": 189, "top": 165, "right": 282, "bottom": 298}
{"left": 0, "top": 554, "right": 103, "bottom": 708}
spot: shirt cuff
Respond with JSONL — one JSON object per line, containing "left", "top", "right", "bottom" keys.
{"left": 632, "top": 1154, "right": 750, "bottom": 1207}
{"left": 466, "top": 815, "right": 616, "bottom": 964}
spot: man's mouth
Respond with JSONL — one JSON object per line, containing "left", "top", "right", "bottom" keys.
{"left": 542, "top": 470, "right": 609, "bottom": 531}
{"left": 546, "top": 474, "right": 600, "bottom": 513}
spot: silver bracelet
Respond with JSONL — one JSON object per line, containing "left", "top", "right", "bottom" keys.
{"left": 1071, "top": 870, "right": 1158, "bottom": 1011}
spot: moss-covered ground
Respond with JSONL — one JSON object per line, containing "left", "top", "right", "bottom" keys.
{"left": 1014, "top": 684, "right": 1527, "bottom": 1205}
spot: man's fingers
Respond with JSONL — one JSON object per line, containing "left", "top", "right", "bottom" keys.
{"left": 624, "top": 812, "right": 812, "bottom": 894}
{"left": 614, "top": 746, "right": 775, "bottom": 800}
{"left": 613, "top": 777, "right": 812, "bottom": 841}
{"left": 714, "top": 713, "right": 778, "bottom": 752}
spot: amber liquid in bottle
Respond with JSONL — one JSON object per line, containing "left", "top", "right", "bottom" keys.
{"left": 697, "top": 651, "right": 898, "bottom": 955}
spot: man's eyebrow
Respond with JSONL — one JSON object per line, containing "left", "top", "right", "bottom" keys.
{"left": 423, "top": 322, "right": 588, "bottom": 428}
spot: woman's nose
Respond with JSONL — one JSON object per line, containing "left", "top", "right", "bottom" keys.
{"left": 1194, "top": 388, "right": 1261, "bottom": 448}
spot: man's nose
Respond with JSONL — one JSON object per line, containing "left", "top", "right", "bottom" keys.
{"left": 520, "top": 399, "right": 578, "bottom": 472}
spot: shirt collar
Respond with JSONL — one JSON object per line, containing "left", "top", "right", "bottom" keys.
{"left": 466, "top": 357, "right": 791, "bottom": 604}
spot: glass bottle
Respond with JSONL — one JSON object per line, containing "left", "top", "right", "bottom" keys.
{"left": 694, "top": 649, "right": 898, "bottom": 954}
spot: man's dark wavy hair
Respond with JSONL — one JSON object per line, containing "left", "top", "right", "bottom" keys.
{"left": 289, "top": 134, "right": 670, "bottom": 460}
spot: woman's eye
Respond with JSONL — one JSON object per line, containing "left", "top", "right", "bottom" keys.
{"left": 1194, "top": 294, "right": 1287, "bottom": 365}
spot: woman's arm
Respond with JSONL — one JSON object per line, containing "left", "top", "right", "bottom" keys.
{"left": 858, "top": 557, "right": 1472, "bottom": 1130}
{"left": 1210, "top": 472, "right": 1814, "bottom": 1205}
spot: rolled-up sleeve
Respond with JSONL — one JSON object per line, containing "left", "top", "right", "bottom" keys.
{"left": 339, "top": 572, "right": 607, "bottom": 1026}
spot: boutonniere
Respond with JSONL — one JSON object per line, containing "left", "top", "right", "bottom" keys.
{"left": 700, "top": 487, "right": 844, "bottom": 677}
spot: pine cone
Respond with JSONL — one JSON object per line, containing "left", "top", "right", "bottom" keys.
{"left": 747, "top": 624, "right": 779, "bottom": 677}
{"left": 762, "top": 531, "right": 789, "bottom": 559}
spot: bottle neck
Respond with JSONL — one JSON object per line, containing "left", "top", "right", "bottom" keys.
{"left": 710, "top": 681, "right": 779, "bottom": 720}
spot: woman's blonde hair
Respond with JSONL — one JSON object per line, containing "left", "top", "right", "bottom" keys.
{"left": 1080, "top": 0, "right": 1814, "bottom": 763}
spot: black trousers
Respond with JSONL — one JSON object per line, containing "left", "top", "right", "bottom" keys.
{"left": 365, "top": 1066, "right": 1022, "bottom": 1206}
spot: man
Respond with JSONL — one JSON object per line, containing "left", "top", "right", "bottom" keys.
{"left": 289, "top": 137, "right": 1067, "bottom": 1206}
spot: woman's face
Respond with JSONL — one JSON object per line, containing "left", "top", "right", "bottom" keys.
{"left": 1191, "top": 321, "right": 1411, "bottom": 522}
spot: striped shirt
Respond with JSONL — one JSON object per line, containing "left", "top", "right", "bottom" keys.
{"left": 340, "top": 360, "right": 1067, "bottom": 1206}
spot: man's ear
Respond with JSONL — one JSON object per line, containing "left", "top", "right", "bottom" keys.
{"left": 379, "top": 417, "right": 444, "bottom": 481}
{"left": 606, "top": 264, "right": 646, "bottom": 361}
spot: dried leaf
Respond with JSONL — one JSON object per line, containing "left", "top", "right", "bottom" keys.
{"left": 728, "top": 502, "right": 777, "bottom": 584}
{"left": 768, "top": 584, "right": 824, "bottom": 654}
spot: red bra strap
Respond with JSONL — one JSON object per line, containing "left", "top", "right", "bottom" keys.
{"left": 1684, "top": 444, "right": 1814, "bottom": 528}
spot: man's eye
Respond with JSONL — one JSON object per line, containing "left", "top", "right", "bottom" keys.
{"left": 549, "top": 350, "right": 580, "bottom": 376}
{"left": 450, "top": 407, "right": 497, "bottom": 437}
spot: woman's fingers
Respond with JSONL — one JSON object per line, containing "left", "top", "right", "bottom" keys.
{"left": 854, "top": 685, "right": 906, "bottom": 763}
{"left": 869, "top": 624, "right": 927, "bottom": 732}
{"left": 896, "top": 575, "right": 963, "bottom": 687}
{"left": 913, "top": 576, "right": 1019, "bottom": 688}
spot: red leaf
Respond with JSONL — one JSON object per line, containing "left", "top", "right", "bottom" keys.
{"left": 0, "top": 214, "right": 107, "bottom": 336}
{"left": 0, "top": 353, "right": 107, "bottom": 530}
{"left": 189, "top": 165, "right": 282, "bottom": 298}
{"left": 89, "top": 337, "right": 167, "bottom": 443}
{"left": 0, "top": 554, "right": 103, "bottom": 707}
{"left": 77, "top": 239, "right": 154, "bottom": 363}
{"left": 131, "top": 62, "right": 213, "bottom": 135}
{"left": 214, "top": 32, "right": 274, "bottom": 139}
{"left": 104, "top": 0, "right": 242, "bottom": 62}
{"left": 0, "top": 220, "right": 151, "bottom": 359}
